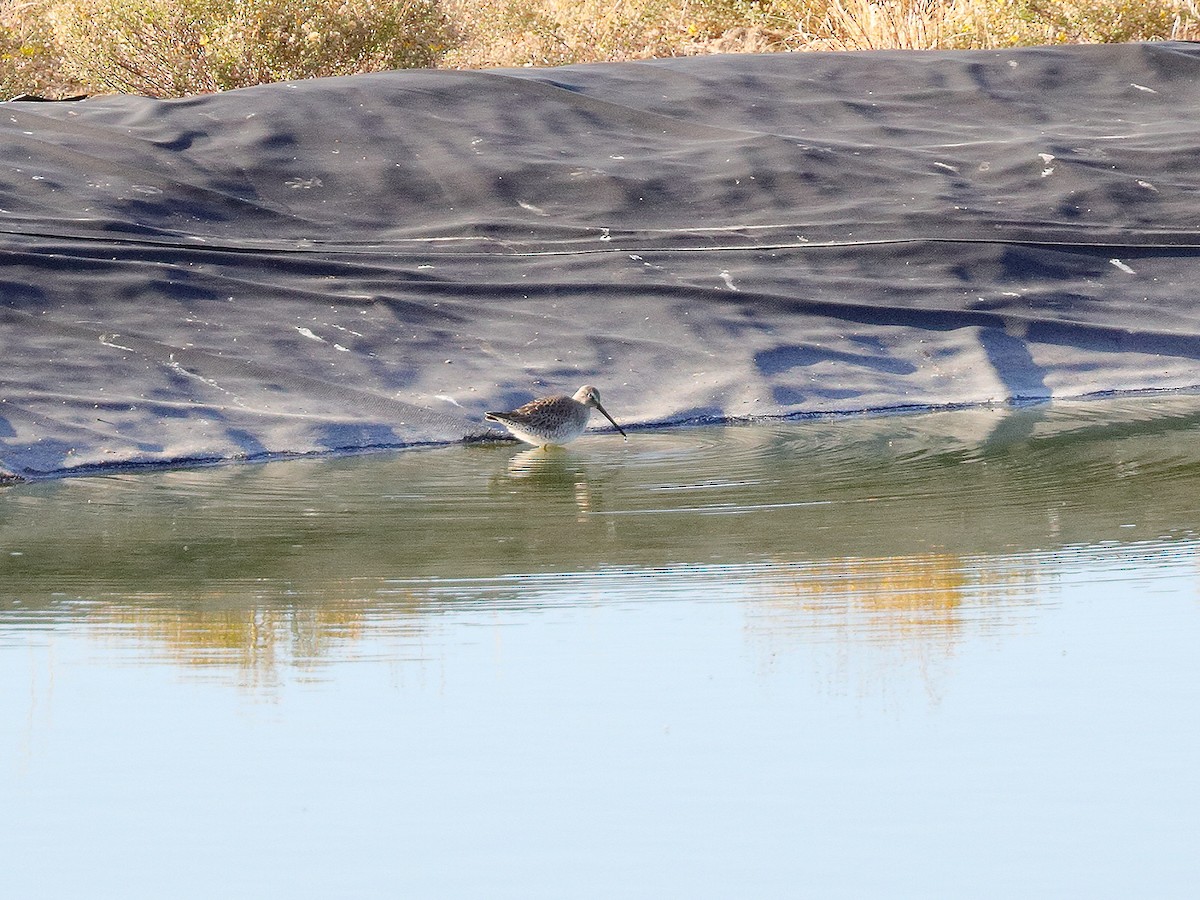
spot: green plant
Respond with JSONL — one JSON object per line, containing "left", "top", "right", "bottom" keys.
{"left": 49, "top": 0, "right": 453, "bottom": 96}
{"left": 0, "top": 0, "right": 80, "bottom": 97}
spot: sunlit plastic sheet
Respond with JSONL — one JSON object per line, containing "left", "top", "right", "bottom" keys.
{"left": 2, "top": 41, "right": 1200, "bottom": 478}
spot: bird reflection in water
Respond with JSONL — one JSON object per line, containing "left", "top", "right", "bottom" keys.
{"left": 498, "top": 447, "right": 594, "bottom": 518}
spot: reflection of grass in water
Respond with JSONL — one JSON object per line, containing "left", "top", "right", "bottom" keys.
{"left": 743, "top": 552, "right": 1044, "bottom": 698}
{"left": 84, "top": 589, "right": 425, "bottom": 691}
{"left": 3, "top": 0, "right": 1199, "bottom": 98}
{"left": 85, "top": 551, "right": 1042, "bottom": 693}
{"left": 780, "top": 553, "right": 1037, "bottom": 629}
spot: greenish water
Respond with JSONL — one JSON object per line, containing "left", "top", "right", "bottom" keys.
{"left": 3, "top": 398, "right": 1200, "bottom": 897}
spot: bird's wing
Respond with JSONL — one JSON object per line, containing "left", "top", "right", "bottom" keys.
{"left": 501, "top": 395, "right": 565, "bottom": 424}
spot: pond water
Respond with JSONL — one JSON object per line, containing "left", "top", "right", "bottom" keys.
{"left": 3, "top": 397, "right": 1200, "bottom": 898}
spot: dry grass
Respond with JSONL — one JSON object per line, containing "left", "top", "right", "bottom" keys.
{"left": 445, "top": 0, "right": 1200, "bottom": 66}
{"left": 793, "top": 0, "right": 1200, "bottom": 50}
{"left": 442, "top": 0, "right": 789, "bottom": 68}
{"left": 0, "top": 0, "right": 1197, "bottom": 98}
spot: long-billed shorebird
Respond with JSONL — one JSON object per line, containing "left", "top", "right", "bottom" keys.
{"left": 485, "top": 385, "right": 627, "bottom": 448}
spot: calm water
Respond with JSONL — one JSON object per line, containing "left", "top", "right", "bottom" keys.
{"left": 3, "top": 398, "right": 1200, "bottom": 898}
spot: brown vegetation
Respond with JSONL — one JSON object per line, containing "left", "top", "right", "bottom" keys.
{"left": 1, "top": 0, "right": 1198, "bottom": 99}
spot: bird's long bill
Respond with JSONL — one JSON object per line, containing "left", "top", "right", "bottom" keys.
{"left": 595, "top": 402, "right": 627, "bottom": 439}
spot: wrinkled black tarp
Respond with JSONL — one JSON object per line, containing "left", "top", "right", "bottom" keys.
{"left": 2, "top": 41, "right": 1200, "bottom": 478}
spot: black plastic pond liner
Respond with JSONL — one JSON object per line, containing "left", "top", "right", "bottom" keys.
{"left": 2, "top": 41, "right": 1200, "bottom": 479}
